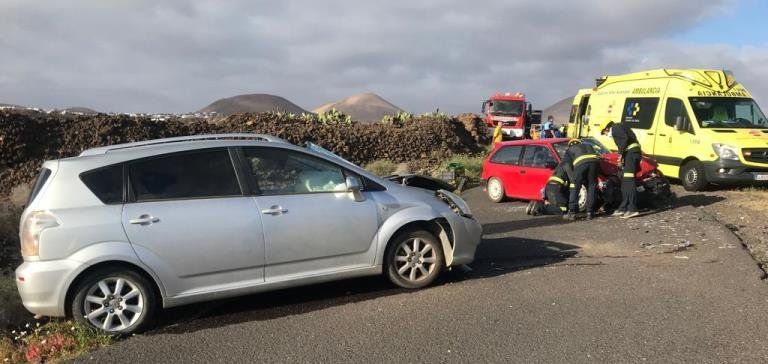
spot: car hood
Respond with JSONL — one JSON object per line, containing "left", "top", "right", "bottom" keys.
{"left": 385, "top": 174, "right": 455, "bottom": 192}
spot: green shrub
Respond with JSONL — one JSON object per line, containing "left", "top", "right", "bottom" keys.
{"left": 420, "top": 111, "right": 450, "bottom": 120}
{"left": 317, "top": 108, "right": 351, "bottom": 124}
{"left": 438, "top": 154, "right": 485, "bottom": 182}
{"left": 381, "top": 111, "right": 414, "bottom": 125}
{"left": 365, "top": 159, "right": 398, "bottom": 177}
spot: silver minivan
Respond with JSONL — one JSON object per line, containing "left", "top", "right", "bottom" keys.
{"left": 15, "top": 134, "right": 482, "bottom": 333}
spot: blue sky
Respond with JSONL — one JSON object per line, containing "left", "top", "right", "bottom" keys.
{"left": 677, "top": 0, "right": 768, "bottom": 46}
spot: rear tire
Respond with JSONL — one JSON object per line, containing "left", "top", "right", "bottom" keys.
{"left": 72, "top": 268, "right": 157, "bottom": 334}
{"left": 680, "top": 161, "right": 707, "bottom": 191}
{"left": 386, "top": 230, "right": 445, "bottom": 289}
{"left": 487, "top": 177, "right": 505, "bottom": 203}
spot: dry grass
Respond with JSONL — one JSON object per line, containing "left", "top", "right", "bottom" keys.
{"left": 728, "top": 187, "right": 768, "bottom": 213}
{"left": 364, "top": 159, "right": 398, "bottom": 177}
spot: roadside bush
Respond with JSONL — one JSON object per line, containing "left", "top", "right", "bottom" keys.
{"left": 438, "top": 154, "right": 485, "bottom": 183}
{"left": 317, "top": 108, "right": 352, "bottom": 124}
{"left": 365, "top": 160, "right": 398, "bottom": 177}
{"left": 381, "top": 111, "right": 414, "bottom": 125}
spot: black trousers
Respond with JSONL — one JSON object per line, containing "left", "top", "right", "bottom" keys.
{"left": 619, "top": 150, "right": 641, "bottom": 212}
{"left": 568, "top": 162, "right": 598, "bottom": 214}
{"left": 543, "top": 183, "right": 569, "bottom": 215}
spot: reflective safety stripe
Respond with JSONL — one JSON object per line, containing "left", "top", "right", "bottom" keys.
{"left": 573, "top": 154, "right": 598, "bottom": 166}
{"left": 627, "top": 142, "right": 641, "bottom": 151}
{"left": 569, "top": 183, "right": 575, "bottom": 188}
{"left": 560, "top": 206, "right": 568, "bottom": 211}
{"left": 547, "top": 176, "right": 565, "bottom": 185}
{"left": 623, "top": 172, "right": 634, "bottom": 178}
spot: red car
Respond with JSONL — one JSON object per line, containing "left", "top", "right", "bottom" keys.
{"left": 481, "top": 137, "right": 671, "bottom": 209}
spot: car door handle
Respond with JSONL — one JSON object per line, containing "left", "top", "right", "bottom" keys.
{"left": 261, "top": 206, "right": 288, "bottom": 215}
{"left": 129, "top": 214, "right": 159, "bottom": 225}
{"left": 646, "top": 133, "right": 654, "bottom": 136}
{"left": 658, "top": 134, "right": 666, "bottom": 137}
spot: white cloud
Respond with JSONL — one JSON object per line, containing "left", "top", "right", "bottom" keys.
{"left": 1, "top": 0, "right": 764, "bottom": 113}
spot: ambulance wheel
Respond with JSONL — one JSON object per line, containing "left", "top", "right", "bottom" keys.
{"left": 681, "top": 161, "right": 707, "bottom": 191}
{"left": 487, "top": 177, "right": 505, "bottom": 203}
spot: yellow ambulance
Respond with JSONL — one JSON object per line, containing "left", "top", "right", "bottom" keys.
{"left": 566, "top": 68, "right": 768, "bottom": 191}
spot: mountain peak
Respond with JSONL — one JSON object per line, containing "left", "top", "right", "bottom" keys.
{"left": 313, "top": 92, "right": 403, "bottom": 122}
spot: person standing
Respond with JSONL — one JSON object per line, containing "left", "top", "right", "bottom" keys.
{"left": 540, "top": 116, "right": 556, "bottom": 139}
{"left": 601, "top": 121, "right": 641, "bottom": 218}
{"left": 562, "top": 139, "right": 599, "bottom": 220}
{"left": 492, "top": 121, "right": 503, "bottom": 144}
{"left": 540, "top": 122, "right": 554, "bottom": 139}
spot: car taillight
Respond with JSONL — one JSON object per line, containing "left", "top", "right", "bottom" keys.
{"left": 20, "top": 211, "right": 59, "bottom": 258}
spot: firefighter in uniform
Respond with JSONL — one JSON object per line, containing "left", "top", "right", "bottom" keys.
{"left": 562, "top": 139, "right": 600, "bottom": 220}
{"left": 528, "top": 161, "right": 571, "bottom": 215}
{"left": 601, "top": 121, "right": 641, "bottom": 218}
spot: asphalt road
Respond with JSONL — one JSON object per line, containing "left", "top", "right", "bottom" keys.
{"left": 77, "top": 188, "right": 768, "bottom": 363}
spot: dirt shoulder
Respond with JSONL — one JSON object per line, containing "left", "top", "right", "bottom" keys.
{"left": 673, "top": 185, "right": 768, "bottom": 274}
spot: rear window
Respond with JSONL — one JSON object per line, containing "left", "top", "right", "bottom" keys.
{"left": 128, "top": 149, "right": 241, "bottom": 201}
{"left": 490, "top": 146, "right": 523, "bottom": 165}
{"left": 27, "top": 168, "right": 52, "bottom": 205}
{"left": 80, "top": 165, "right": 124, "bottom": 204}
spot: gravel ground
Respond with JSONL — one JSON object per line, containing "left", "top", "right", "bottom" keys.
{"left": 672, "top": 185, "right": 768, "bottom": 274}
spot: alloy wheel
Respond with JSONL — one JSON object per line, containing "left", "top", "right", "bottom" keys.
{"left": 394, "top": 237, "right": 437, "bottom": 282}
{"left": 83, "top": 277, "right": 144, "bottom": 332}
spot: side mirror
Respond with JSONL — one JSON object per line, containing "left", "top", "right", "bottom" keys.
{"left": 346, "top": 176, "right": 365, "bottom": 202}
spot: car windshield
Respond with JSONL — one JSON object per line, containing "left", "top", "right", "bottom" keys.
{"left": 489, "top": 100, "right": 524, "bottom": 116}
{"left": 305, "top": 142, "right": 358, "bottom": 168}
{"left": 688, "top": 97, "right": 768, "bottom": 129}
{"left": 578, "top": 138, "right": 610, "bottom": 155}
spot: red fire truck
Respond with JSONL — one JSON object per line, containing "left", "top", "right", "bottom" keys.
{"left": 481, "top": 92, "right": 541, "bottom": 140}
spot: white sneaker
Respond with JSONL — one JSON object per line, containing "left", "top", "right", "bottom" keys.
{"left": 621, "top": 211, "right": 640, "bottom": 219}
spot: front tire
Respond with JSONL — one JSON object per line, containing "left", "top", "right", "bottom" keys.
{"left": 72, "top": 268, "right": 157, "bottom": 334}
{"left": 487, "top": 177, "right": 505, "bottom": 203}
{"left": 386, "top": 230, "right": 445, "bottom": 289}
{"left": 680, "top": 161, "right": 707, "bottom": 191}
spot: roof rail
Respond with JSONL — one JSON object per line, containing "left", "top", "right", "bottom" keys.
{"left": 79, "top": 133, "right": 288, "bottom": 156}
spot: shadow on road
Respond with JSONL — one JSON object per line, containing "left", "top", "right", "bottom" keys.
{"left": 673, "top": 194, "right": 726, "bottom": 208}
{"left": 150, "top": 236, "right": 580, "bottom": 335}
{"left": 482, "top": 215, "right": 573, "bottom": 234}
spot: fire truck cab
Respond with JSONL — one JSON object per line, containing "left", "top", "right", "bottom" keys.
{"left": 482, "top": 92, "right": 538, "bottom": 140}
